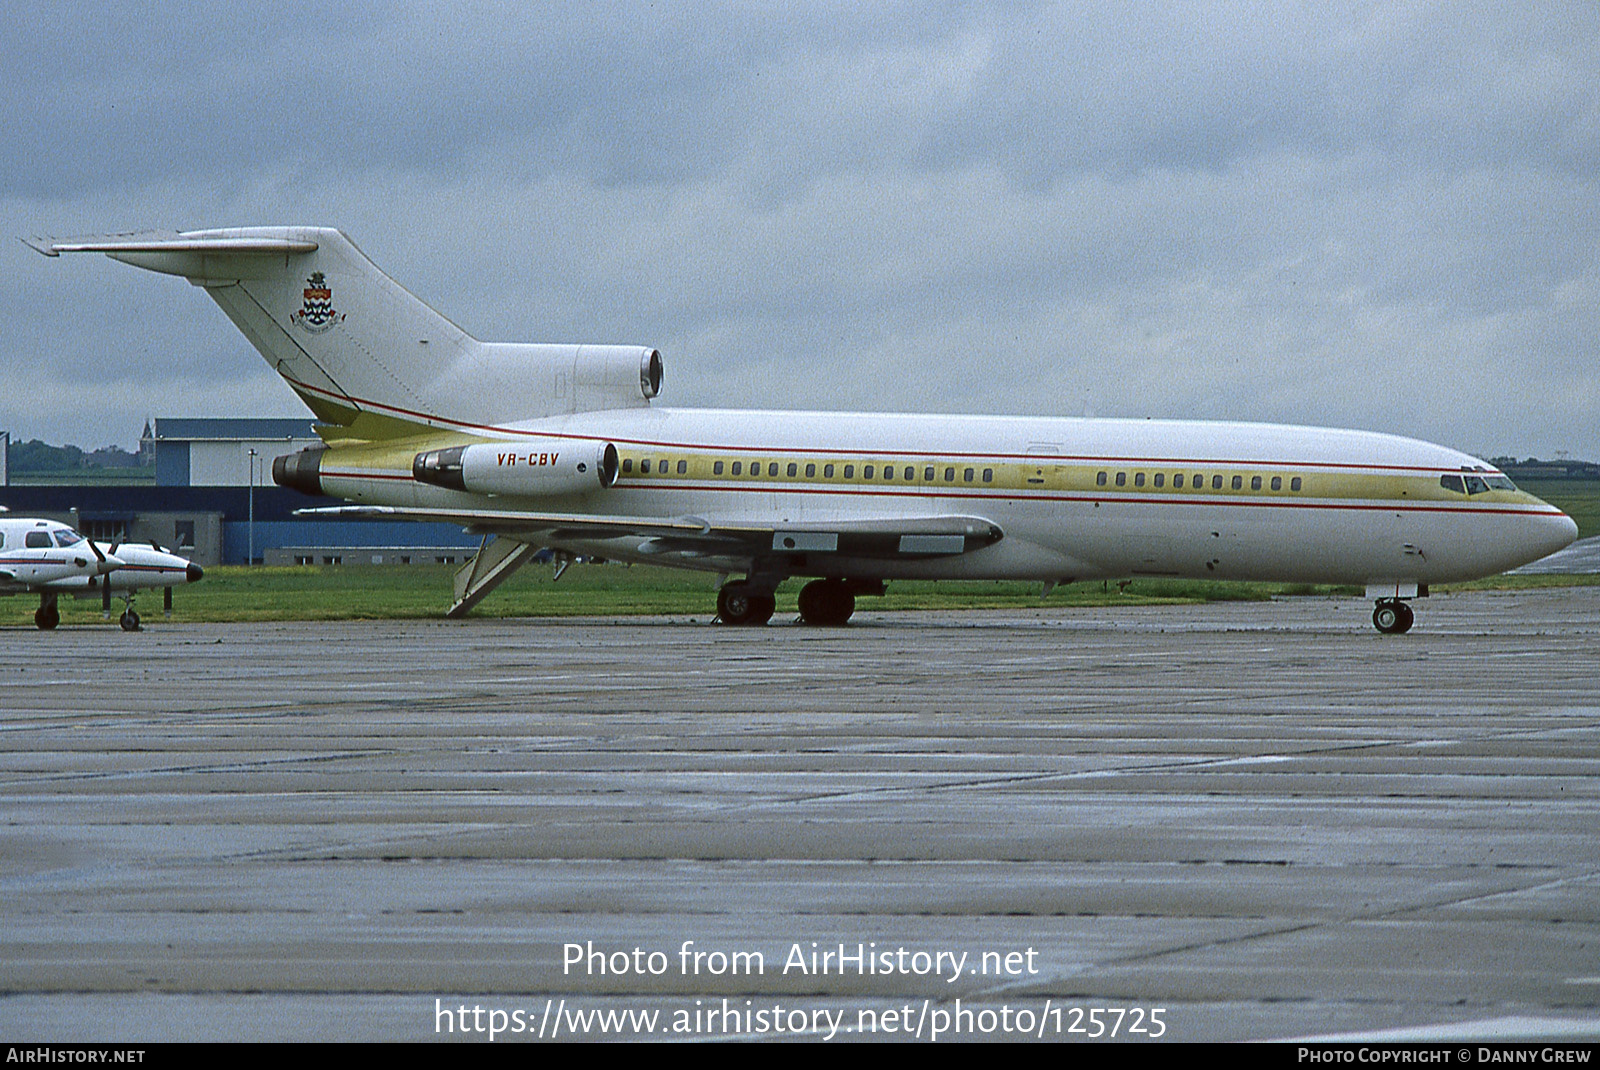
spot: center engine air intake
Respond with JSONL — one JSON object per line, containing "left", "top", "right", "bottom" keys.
{"left": 413, "top": 440, "right": 619, "bottom": 496}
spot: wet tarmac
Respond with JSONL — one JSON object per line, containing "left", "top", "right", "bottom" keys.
{"left": 2, "top": 588, "right": 1597, "bottom": 1042}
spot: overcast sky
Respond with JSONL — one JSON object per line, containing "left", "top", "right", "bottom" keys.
{"left": 4, "top": 1, "right": 1596, "bottom": 461}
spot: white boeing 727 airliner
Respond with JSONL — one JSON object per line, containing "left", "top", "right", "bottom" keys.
{"left": 31, "top": 227, "right": 1577, "bottom": 632}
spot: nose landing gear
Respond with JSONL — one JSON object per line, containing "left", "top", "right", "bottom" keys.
{"left": 1371, "top": 598, "right": 1414, "bottom": 635}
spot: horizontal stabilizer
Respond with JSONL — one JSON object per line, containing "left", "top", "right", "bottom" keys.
{"left": 24, "top": 230, "right": 319, "bottom": 257}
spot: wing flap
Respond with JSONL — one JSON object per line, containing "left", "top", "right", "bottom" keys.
{"left": 295, "top": 505, "right": 1003, "bottom": 558}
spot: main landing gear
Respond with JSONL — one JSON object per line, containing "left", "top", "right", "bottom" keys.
{"left": 34, "top": 594, "right": 60, "bottom": 631}
{"left": 716, "top": 581, "right": 776, "bottom": 626}
{"left": 715, "top": 577, "right": 883, "bottom": 627}
{"left": 1371, "top": 599, "right": 1415, "bottom": 635}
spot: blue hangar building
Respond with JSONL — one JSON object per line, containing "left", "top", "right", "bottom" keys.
{"left": 0, "top": 418, "right": 481, "bottom": 566}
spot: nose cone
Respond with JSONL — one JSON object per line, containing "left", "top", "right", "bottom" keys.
{"left": 1517, "top": 507, "right": 1581, "bottom": 569}
{"left": 187, "top": 563, "right": 204, "bottom": 583}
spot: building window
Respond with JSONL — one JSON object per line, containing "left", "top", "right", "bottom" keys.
{"left": 174, "top": 520, "right": 195, "bottom": 549}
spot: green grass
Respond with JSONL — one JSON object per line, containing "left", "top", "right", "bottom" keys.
{"left": 1515, "top": 479, "right": 1600, "bottom": 540}
{"left": 13, "top": 560, "right": 1593, "bottom": 628}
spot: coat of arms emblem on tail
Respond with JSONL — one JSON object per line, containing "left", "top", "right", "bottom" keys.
{"left": 291, "top": 271, "right": 342, "bottom": 333}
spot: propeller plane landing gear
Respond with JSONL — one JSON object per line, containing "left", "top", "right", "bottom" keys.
{"left": 1371, "top": 599, "right": 1414, "bottom": 635}
{"left": 35, "top": 595, "right": 60, "bottom": 631}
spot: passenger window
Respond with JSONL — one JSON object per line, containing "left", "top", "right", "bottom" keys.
{"left": 1290, "top": 477, "right": 1302, "bottom": 492}
{"left": 1153, "top": 473, "right": 1163, "bottom": 487}
{"left": 1212, "top": 475, "right": 1224, "bottom": 490}
{"left": 678, "top": 460, "right": 688, "bottom": 475}
{"left": 805, "top": 463, "right": 816, "bottom": 477}
{"left": 905, "top": 466, "right": 915, "bottom": 480}
{"left": 864, "top": 465, "right": 875, "bottom": 478}
{"left": 844, "top": 464, "right": 854, "bottom": 478}
{"left": 1231, "top": 475, "right": 1243, "bottom": 490}
{"left": 1173, "top": 473, "right": 1184, "bottom": 488}
{"left": 1115, "top": 472, "right": 1126, "bottom": 486}
{"left": 983, "top": 468, "right": 993, "bottom": 483}
{"left": 884, "top": 466, "right": 894, "bottom": 481}
{"left": 944, "top": 467, "right": 955, "bottom": 482}
{"left": 26, "top": 531, "right": 51, "bottom": 548}
{"left": 1194, "top": 473, "right": 1204, "bottom": 488}
{"left": 731, "top": 461, "right": 742, "bottom": 476}
{"left": 1250, "top": 475, "right": 1261, "bottom": 490}
{"left": 1270, "top": 476, "right": 1281, "bottom": 491}
{"left": 714, "top": 461, "right": 724, "bottom": 475}
{"left": 963, "top": 468, "right": 974, "bottom": 483}
{"left": 824, "top": 464, "right": 834, "bottom": 478}
{"left": 623, "top": 458, "right": 634, "bottom": 473}
{"left": 924, "top": 466, "right": 934, "bottom": 481}
{"left": 787, "top": 462, "right": 798, "bottom": 477}
{"left": 640, "top": 459, "right": 651, "bottom": 474}
{"left": 1133, "top": 472, "right": 1145, "bottom": 487}
{"left": 768, "top": 463, "right": 779, "bottom": 476}
{"left": 1097, "top": 471, "right": 1107, "bottom": 486}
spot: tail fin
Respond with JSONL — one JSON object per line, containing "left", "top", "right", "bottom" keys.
{"left": 30, "top": 227, "right": 661, "bottom": 432}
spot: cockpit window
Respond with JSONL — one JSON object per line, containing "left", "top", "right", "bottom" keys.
{"left": 1485, "top": 475, "right": 1517, "bottom": 491}
{"left": 1439, "top": 474, "right": 1465, "bottom": 494}
{"left": 53, "top": 530, "right": 84, "bottom": 547}
{"left": 1463, "top": 476, "right": 1490, "bottom": 495}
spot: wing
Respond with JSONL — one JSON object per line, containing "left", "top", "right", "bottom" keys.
{"left": 294, "top": 505, "right": 1004, "bottom": 558}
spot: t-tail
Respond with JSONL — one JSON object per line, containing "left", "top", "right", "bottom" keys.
{"left": 27, "top": 227, "right": 663, "bottom": 434}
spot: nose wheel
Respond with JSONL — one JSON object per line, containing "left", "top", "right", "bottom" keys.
{"left": 1372, "top": 599, "right": 1414, "bottom": 634}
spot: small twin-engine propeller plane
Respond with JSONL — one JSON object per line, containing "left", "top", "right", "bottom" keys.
{"left": 0, "top": 510, "right": 203, "bottom": 630}
{"left": 30, "top": 227, "right": 1577, "bottom": 632}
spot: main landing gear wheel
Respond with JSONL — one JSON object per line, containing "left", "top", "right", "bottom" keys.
{"left": 119, "top": 609, "right": 142, "bottom": 632}
{"left": 35, "top": 603, "right": 60, "bottom": 630}
{"left": 717, "top": 583, "right": 775, "bottom": 626}
{"left": 1371, "top": 599, "right": 1414, "bottom": 635}
{"left": 797, "top": 580, "right": 855, "bottom": 626}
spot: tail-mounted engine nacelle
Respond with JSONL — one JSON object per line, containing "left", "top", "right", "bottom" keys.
{"left": 413, "top": 440, "right": 619, "bottom": 496}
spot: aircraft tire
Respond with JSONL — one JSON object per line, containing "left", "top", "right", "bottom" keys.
{"left": 120, "top": 609, "right": 141, "bottom": 632}
{"left": 798, "top": 580, "right": 855, "bottom": 626}
{"left": 717, "top": 583, "right": 775, "bottom": 626}
{"left": 1372, "top": 599, "right": 1414, "bottom": 635}
{"left": 35, "top": 604, "right": 60, "bottom": 630}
